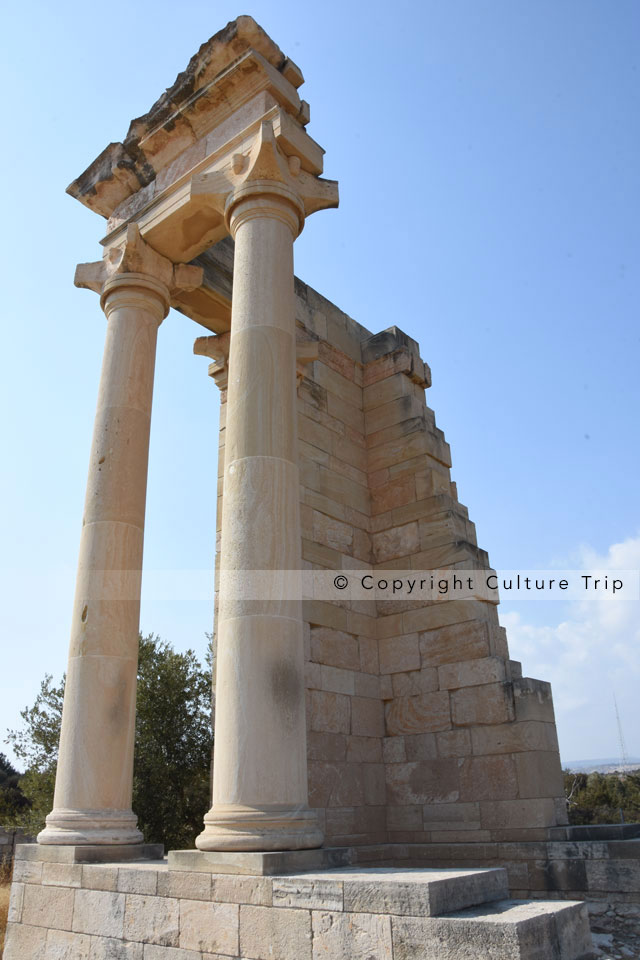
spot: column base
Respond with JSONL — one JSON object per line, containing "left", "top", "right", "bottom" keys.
{"left": 37, "top": 808, "right": 143, "bottom": 846}
{"left": 16, "top": 842, "right": 163, "bottom": 864}
{"left": 195, "top": 803, "right": 324, "bottom": 852}
{"left": 169, "top": 846, "right": 352, "bottom": 875}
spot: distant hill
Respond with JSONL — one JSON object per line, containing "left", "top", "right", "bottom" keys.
{"left": 564, "top": 757, "right": 640, "bottom": 774}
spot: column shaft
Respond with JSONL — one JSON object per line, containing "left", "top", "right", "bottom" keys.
{"left": 197, "top": 195, "right": 323, "bottom": 851}
{"left": 38, "top": 273, "right": 168, "bottom": 845}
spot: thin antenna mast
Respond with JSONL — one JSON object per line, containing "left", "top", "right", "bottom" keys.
{"left": 614, "top": 693, "right": 629, "bottom": 771}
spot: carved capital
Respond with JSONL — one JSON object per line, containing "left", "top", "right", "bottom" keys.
{"left": 194, "top": 333, "right": 231, "bottom": 391}
{"left": 74, "top": 223, "right": 204, "bottom": 307}
{"left": 191, "top": 120, "right": 338, "bottom": 238}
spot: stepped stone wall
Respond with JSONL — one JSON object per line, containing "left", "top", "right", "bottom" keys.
{"left": 206, "top": 242, "right": 567, "bottom": 852}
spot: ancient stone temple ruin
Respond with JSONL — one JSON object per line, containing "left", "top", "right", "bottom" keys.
{"left": 7, "top": 15, "right": 637, "bottom": 959}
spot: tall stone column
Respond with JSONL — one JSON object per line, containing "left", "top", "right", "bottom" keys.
{"left": 39, "top": 227, "right": 201, "bottom": 845}
{"left": 195, "top": 123, "right": 338, "bottom": 851}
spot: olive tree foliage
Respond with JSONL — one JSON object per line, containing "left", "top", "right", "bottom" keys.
{"left": 4, "top": 634, "right": 213, "bottom": 850}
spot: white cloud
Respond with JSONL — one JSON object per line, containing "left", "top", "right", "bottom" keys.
{"left": 500, "top": 535, "right": 640, "bottom": 763}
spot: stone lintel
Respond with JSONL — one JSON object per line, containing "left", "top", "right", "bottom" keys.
{"left": 15, "top": 842, "right": 164, "bottom": 864}
{"left": 67, "top": 17, "right": 313, "bottom": 220}
{"left": 168, "top": 846, "right": 354, "bottom": 876}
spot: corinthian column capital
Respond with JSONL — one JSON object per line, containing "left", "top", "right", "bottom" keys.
{"left": 191, "top": 120, "right": 339, "bottom": 239}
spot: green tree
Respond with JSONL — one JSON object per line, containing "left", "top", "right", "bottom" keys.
{"left": 5, "top": 635, "right": 213, "bottom": 850}
{"left": 564, "top": 769, "right": 640, "bottom": 825}
{"left": 0, "top": 754, "right": 30, "bottom": 822}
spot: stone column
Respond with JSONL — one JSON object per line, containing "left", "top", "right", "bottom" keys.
{"left": 39, "top": 227, "right": 200, "bottom": 845}
{"left": 195, "top": 124, "right": 337, "bottom": 851}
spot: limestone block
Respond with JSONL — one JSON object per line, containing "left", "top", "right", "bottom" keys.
{"left": 351, "top": 697, "right": 385, "bottom": 737}
{"left": 363, "top": 763, "right": 387, "bottom": 805}
{"left": 408, "top": 597, "right": 497, "bottom": 636}
{"left": 179, "top": 899, "right": 239, "bottom": 954}
{"left": 422, "top": 802, "right": 482, "bottom": 832}
{"left": 371, "top": 476, "right": 416, "bottom": 516}
{"left": 382, "top": 736, "right": 406, "bottom": 763}
{"left": 308, "top": 761, "right": 364, "bottom": 808}
{"left": 240, "top": 904, "right": 312, "bottom": 960}
{"left": 312, "top": 361, "right": 362, "bottom": 409}
{"left": 324, "top": 808, "right": 358, "bottom": 838}
{"left": 363, "top": 371, "right": 415, "bottom": 412}
{"left": 471, "top": 720, "right": 559, "bottom": 756}
{"left": 2, "top": 922, "right": 48, "bottom": 960}
{"left": 310, "top": 690, "right": 351, "bottom": 733}
{"left": 451, "top": 683, "right": 515, "bottom": 726}
{"left": 312, "top": 910, "right": 392, "bottom": 959}
{"left": 437, "top": 729, "right": 472, "bottom": 758}
{"left": 123, "top": 893, "right": 179, "bottom": 946}
{"left": 385, "top": 690, "right": 451, "bottom": 736}
{"left": 404, "top": 733, "right": 438, "bottom": 762}
{"left": 81, "top": 865, "right": 118, "bottom": 891}
{"left": 312, "top": 511, "right": 354, "bottom": 551}
{"left": 210, "top": 875, "right": 273, "bottom": 906}
{"left": 386, "top": 758, "right": 460, "bottom": 805}
{"left": 459, "top": 755, "right": 519, "bottom": 801}
{"left": 480, "top": 798, "right": 557, "bottom": 830}
{"left": 305, "top": 661, "right": 322, "bottom": 690}
{"left": 358, "top": 631, "right": 379, "bottom": 673}
{"left": 88, "top": 935, "right": 143, "bottom": 959}
{"left": 586, "top": 858, "right": 640, "bottom": 893}
{"left": 8, "top": 881, "right": 24, "bottom": 922}
{"left": 72, "top": 889, "right": 125, "bottom": 939}
{"left": 326, "top": 393, "right": 365, "bottom": 433}
{"left": 515, "top": 750, "right": 564, "bottom": 800}
{"left": 420, "top": 621, "right": 491, "bottom": 667}
{"left": 117, "top": 867, "right": 159, "bottom": 895}
{"left": 157, "top": 870, "right": 211, "bottom": 901}
{"left": 310, "top": 627, "right": 360, "bottom": 670}
{"left": 144, "top": 946, "right": 201, "bottom": 960}
{"left": 45, "top": 928, "right": 91, "bottom": 958}
{"left": 42, "top": 862, "right": 83, "bottom": 888}
{"left": 346, "top": 736, "right": 383, "bottom": 763}
{"left": 272, "top": 876, "right": 343, "bottom": 910}
{"left": 438, "top": 657, "right": 507, "bottom": 691}
{"left": 307, "top": 731, "right": 347, "bottom": 761}
{"left": 379, "top": 635, "right": 421, "bottom": 675}
{"left": 12, "top": 857, "right": 43, "bottom": 883}
{"left": 391, "top": 668, "right": 439, "bottom": 698}
{"left": 320, "top": 665, "right": 355, "bottom": 695}
{"left": 21, "top": 882, "right": 75, "bottom": 930}
{"left": 372, "top": 523, "right": 419, "bottom": 563}
{"left": 391, "top": 900, "right": 592, "bottom": 960}
{"left": 353, "top": 671, "right": 382, "bottom": 698}
{"left": 387, "top": 806, "right": 423, "bottom": 831}
{"left": 513, "top": 678, "right": 556, "bottom": 722}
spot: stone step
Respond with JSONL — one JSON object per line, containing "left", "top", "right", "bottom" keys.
{"left": 270, "top": 865, "right": 510, "bottom": 917}
{"left": 392, "top": 898, "right": 594, "bottom": 960}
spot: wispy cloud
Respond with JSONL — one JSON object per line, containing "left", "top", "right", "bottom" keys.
{"left": 500, "top": 535, "right": 640, "bottom": 762}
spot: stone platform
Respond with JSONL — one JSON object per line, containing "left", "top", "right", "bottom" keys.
{"left": 3, "top": 844, "right": 595, "bottom": 959}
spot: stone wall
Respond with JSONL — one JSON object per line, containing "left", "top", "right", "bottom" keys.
{"left": 206, "top": 244, "right": 568, "bottom": 851}
{"left": 3, "top": 847, "right": 595, "bottom": 960}
{"left": 0, "top": 827, "right": 34, "bottom": 864}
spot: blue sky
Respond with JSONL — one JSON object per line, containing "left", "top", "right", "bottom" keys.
{"left": 0, "top": 0, "right": 638, "bottom": 766}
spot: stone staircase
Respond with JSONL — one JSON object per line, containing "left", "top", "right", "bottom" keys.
{"left": 4, "top": 848, "right": 596, "bottom": 959}
{"left": 290, "top": 865, "right": 596, "bottom": 959}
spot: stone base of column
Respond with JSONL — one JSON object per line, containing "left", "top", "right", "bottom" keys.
{"left": 37, "top": 808, "right": 143, "bottom": 846}
{"left": 169, "top": 846, "right": 352, "bottom": 876}
{"left": 195, "top": 803, "right": 324, "bottom": 852}
{"left": 16, "top": 842, "right": 164, "bottom": 864}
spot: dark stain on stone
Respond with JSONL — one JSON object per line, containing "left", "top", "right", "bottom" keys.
{"left": 270, "top": 661, "right": 301, "bottom": 713}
